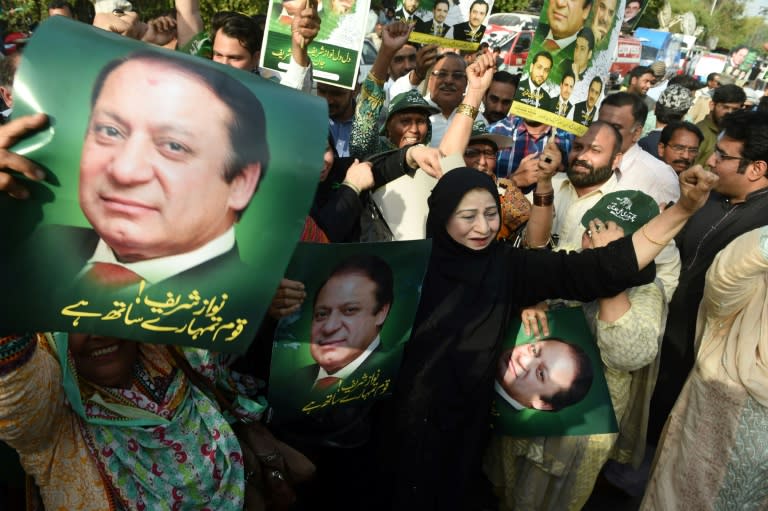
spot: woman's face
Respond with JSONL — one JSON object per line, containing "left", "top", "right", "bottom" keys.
{"left": 386, "top": 110, "right": 428, "bottom": 148}
{"left": 320, "top": 145, "right": 334, "bottom": 182}
{"left": 446, "top": 188, "right": 499, "bottom": 250}
{"left": 69, "top": 334, "right": 139, "bottom": 388}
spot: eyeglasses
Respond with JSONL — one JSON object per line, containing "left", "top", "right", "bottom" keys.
{"left": 430, "top": 70, "right": 467, "bottom": 80}
{"left": 464, "top": 147, "right": 497, "bottom": 159}
{"left": 667, "top": 144, "right": 699, "bottom": 155}
{"left": 713, "top": 146, "right": 749, "bottom": 163}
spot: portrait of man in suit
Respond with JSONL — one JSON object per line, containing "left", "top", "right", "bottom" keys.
{"left": 571, "top": 75, "right": 603, "bottom": 126}
{"left": 540, "top": 0, "right": 592, "bottom": 55}
{"left": 517, "top": 51, "right": 554, "bottom": 108}
{"left": 308, "top": 254, "right": 394, "bottom": 391}
{"left": 36, "top": 50, "right": 267, "bottom": 293}
{"left": 414, "top": 0, "right": 451, "bottom": 37}
{"left": 545, "top": 69, "right": 575, "bottom": 117}
{"left": 495, "top": 337, "right": 594, "bottom": 411}
{"left": 446, "top": 0, "right": 488, "bottom": 43}
{"left": 395, "top": 0, "right": 421, "bottom": 23}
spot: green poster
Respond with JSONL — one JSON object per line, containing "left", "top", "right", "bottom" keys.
{"left": 261, "top": 0, "right": 371, "bottom": 89}
{"left": 0, "top": 17, "right": 327, "bottom": 354}
{"left": 404, "top": 0, "right": 496, "bottom": 52}
{"left": 267, "top": 240, "right": 431, "bottom": 443}
{"left": 491, "top": 307, "right": 618, "bottom": 437}
{"left": 511, "top": 0, "right": 625, "bottom": 135}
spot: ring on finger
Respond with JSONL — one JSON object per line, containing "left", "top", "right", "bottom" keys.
{"left": 586, "top": 229, "right": 593, "bottom": 238}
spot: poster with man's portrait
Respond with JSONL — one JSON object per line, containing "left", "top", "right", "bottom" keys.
{"left": 620, "top": 0, "right": 647, "bottom": 33}
{"left": 0, "top": 18, "right": 327, "bottom": 354}
{"left": 403, "top": 0, "right": 495, "bottom": 52}
{"left": 511, "top": 0, "right": 625, "bottom": 135}
{"left": 268, "top": 241, "right": 431, "bottom": 444}
{"left": 261, "top": 0, "right": 371, "bottom": 89}
{"left": 491, "top": 307, "right": 617, "bottom": 437}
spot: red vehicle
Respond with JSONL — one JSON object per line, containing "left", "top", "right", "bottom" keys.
{"left": 482, "top": 27, "right": 535, "bottom": 74}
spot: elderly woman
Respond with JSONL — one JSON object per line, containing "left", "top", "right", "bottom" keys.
{"left": 350, "top": 22, "right": 440, "bottom": 159}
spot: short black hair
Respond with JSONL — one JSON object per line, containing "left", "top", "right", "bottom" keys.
{"left": 712, "top": 84, "right": 746, "bottom": 105}
{"left": 90, "top": 51, "right": 270, "bottom": 187}
{"left": 211, "top": 11, "right": 263, "bottom": 56}
{"left": 491, "top": 70, "right": 519, "bottom": 88}
{"left": 47, "top": 0, "right": 74, "bottom": 14}
{"left": 601, "top": 91, "right": 648, "bottom": 125}
{"left": 576, "top": 26, "right": 595, "bottom": 50}
{"left": 720, "top": 110, "right": 768, "bottom": 171}
{"left": 531, "top": 50, "right": 554, "bottom": 69}
{"left": 668, "top": 74, "right": 704, "bottom": 92}
{"left": 314, "top": 254, "right": 395, "bottom": 315}
{"left": 629, "top": 65, "right": 654, "bottom": 81}
{"left": 655, "top": 103, "right": 686, "bottom": 125}
{"left": 434, "top": 0, "right": 450, "bottom": 10}
{"left": 469, "top": 0, "right": 489, "bottom": 14}
{"left": 660, "top": 121, "right": 704, "bottom": 146}
{"left": 561, "top": 68, "right": 575, "bottom": 85}
{"left": 539, "top": 338, "right": 593, "bottom": 411}
{"left": 706, "top": 72, "right": 720, "bottom": 83}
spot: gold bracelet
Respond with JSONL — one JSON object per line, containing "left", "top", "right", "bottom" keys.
{"left": 341, "top": 180, "right": 361, "bottom": 195}
{"left": 641, "top": 225, "right": 665, "bottom": 246}
{"left": 456, "top": 103, "right": 479, "bottom": 120}
{"left": 368, "top": 70, "right": 385, "bottom": 87}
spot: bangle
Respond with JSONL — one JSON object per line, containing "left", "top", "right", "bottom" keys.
{"left": 368, "top": 70, "right": 385, "bottom": 87}
{"left": 533, "top": 192, "right": 554, "bottom": 207}
{"left": 456, "top": 103, "right": 479, "bottom": 120}
{"left": 641, "top": 225, "right": 665, "bottom": 246}
{"left": 341, "top": 180, "right": 361, "bottom": 195}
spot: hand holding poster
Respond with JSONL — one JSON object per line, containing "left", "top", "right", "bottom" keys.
{"left": 511, "top": 0, "right": 624, "bottom": 135}
{"left": 268, "top": 241, "right": 431, "bottom": 446}
{"left": 262, "top": 0, "right": 371, "bottom": 89}
{"left": 491, "top": 306, "right": 617, "bottom": 437}
{"left": 0, "top": 18, "right": 327, "bottom": 353}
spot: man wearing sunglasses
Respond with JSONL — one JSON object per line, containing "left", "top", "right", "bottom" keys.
{"left": 649, "top": 109, "right": 768, "bottom": 446}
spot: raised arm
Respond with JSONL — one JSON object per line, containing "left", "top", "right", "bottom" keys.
{"left": 174, "top": 0, "right": 204, "bottom": 49}
{"left": 522, "top": 138, "right": 560, "bottom": 248}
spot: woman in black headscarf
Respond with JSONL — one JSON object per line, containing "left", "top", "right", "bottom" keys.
{"left": 375, "top": 164, "right": 718, "bottom": 511}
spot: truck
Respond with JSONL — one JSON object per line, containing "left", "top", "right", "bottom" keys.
{"left": 609, "top": 35, "right": 642, "bottom": 86}
{"left": 634, "top": 28, "right": 682, "bottom": 72}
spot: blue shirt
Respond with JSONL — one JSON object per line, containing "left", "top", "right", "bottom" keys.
{"left": 489, "top": 115, "right": 574, "bottom": 191}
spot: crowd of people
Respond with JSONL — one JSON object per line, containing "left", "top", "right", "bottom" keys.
{"left": 1, "top": 1, "right": 767, "bottom": 510}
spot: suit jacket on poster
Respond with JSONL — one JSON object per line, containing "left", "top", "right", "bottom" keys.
{"left": 414, "top": 18, "right": 450, "bottom": 37}
{"left": 571, "top": 100, "right": 597, "bottom": 126}
{"left": 450, "top": 21, "right": 486, "bottom": 42}
{"left": 517, "top": 77, "right": 551, "bottom": 108}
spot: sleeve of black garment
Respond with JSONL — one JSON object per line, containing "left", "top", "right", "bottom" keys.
{"left": 312, "top": 185, "right": 363, "bottom": 242}
{"left": 509, "top": 235, "right": 656, "bottom": 307}
{"left": 366, "top": 146, "right": 414, "bottom": 188}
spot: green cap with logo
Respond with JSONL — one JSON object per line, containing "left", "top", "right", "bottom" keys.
{"left": 580, "top": 190, "right": 659, "bottom": 235}
{"left": 468, "top": 120, "right": 514, "bottom": 150}
{"left": 382, "top": 90, "right": 440, "bottom": 136}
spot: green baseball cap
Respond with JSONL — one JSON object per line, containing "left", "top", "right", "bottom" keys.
{"left": 580, "top": 190, "right": 659, "bottom": 235}
{"left": 468, "top": 120, "right": 514, "bottom": 150}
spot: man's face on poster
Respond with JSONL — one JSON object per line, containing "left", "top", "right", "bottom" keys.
{"left": 560, "top": 75, "right": 575, "bottom": 101}
{"left": 330, "top": 0, "right": 355, "bottom": 15}
{"left": 591, "top": 0, "right": 617, "bottom": 44}
{"left": 574, "top": 35, "right": 592, "bottom": 70}
{"left": 624, "top": 0, "right": 641, "bottom": 22}
{"left": 547, "top": 0, "right": 590, "bottom": 40}
{"left": 403, "top": 0, "right": 419, "bottom": 15}
{"left": 433, "top": 0, "right": 449, "bottom": 23}
{"left": 530, "top": 55, "right": 552, "bottom": 87}
{"left": 587, "top": 79, "right": 602, "bottom": 109}
{"left": 469, "top": 2, "right": 488, "bottom": 29}
{"left": 79, "top": 60, "right": 259, "bottom": 263}
{"left": 497, "top": 340, "right": 580, "bottom": 410}
{"left": 310, "top": 272, "right": 391, "bottom": 374}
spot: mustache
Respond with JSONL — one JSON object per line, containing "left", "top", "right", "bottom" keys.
{"left": 438, "top": 84, "right": 458, "bottom": 92}
{"left": 672, "top": 159, "right": 692, "bottom": 166}
{"left": 571, "top": 159, "right": 594, "bottom": 172}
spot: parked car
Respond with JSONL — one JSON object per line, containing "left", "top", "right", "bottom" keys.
{"left": 482, "top": 28, "right": 535, "bottom": 74}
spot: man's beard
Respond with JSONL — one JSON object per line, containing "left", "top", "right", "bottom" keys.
{"left": 566, "top": 159, "right": 615, "bottom": 187}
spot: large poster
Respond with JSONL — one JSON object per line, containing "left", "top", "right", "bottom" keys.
{"left": 510, "top": 0, "right": 624, "bottom": 135}
{"left": 491, "top": 307, "right": 617, "bottom": 437}
{"left": 403, "top": 0, "right": 495, "bottom": 52}
{"left": 261, "top": 0, "right": 371, "bottom": 89}
{"left": 0, "top": 18, "right": 327, "bottom": 354}
{"left": 268, "top": 241, "right": 431, "bottom": 443}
